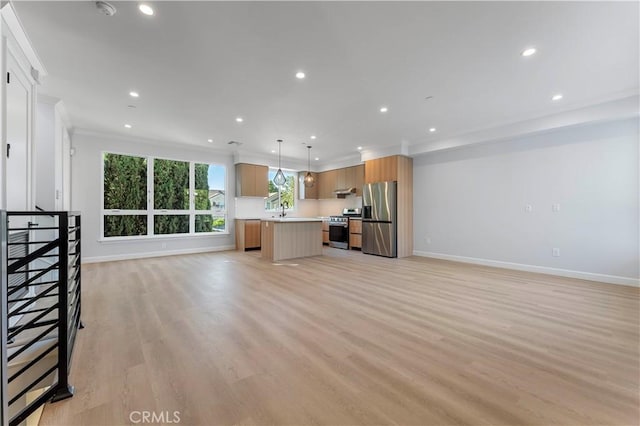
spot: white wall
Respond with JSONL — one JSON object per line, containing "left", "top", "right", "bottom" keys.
{"left": 72, "top": 132, "right": 236, "bottom": 262}
{"left": 413, "top": 118, "right": 639, "bottom": 285}
{"left": 35, "top": 101, "right": 55, "bottom": 210}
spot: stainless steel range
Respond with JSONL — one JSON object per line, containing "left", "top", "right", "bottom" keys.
{"left": 328, "top": 216, "right": 349, "bottom": 249}
{"left": 329, "top": 208, "right": 362, "bottom": 250}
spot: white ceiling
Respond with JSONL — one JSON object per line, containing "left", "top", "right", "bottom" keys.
{"left": 13, "top": 1, "right": 639, "bottom": 163}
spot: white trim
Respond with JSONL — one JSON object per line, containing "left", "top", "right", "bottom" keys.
{"left": 74, "top": 127, "right": 232, "bottom": 157}
{"left": 0, "top": 3, "right": 46, "bottom": 78}
{"left": 1, "top": 23, "right": 6, "bottom": 210}
{"left": 82, "top": 245, "right": 236, "bottom": 264}
{"left": 98, "top": 231, "right": 229, "bottom": 243}
{"left": 409, "top": 95, "right": 639, "bottom": 157}
{"left": 412, "top": 250, "right": 640, "bottom": 288}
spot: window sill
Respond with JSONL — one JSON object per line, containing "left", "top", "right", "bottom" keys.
{"left": 99, "top": 232, "right": 229, "bottom": 243}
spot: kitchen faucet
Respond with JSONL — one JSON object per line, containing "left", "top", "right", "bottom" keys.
{"left": 280, "top": 201, "right": 289, "bottom": 217}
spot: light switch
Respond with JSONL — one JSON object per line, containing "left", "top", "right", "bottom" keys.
{"left": 525, "top": 204, "right": 533, "bottom": 212}
{"left": 552, "top": 204, "right": 561, "bottom": 212}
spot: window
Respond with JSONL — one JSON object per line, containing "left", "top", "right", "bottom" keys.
{"left": 103, "top": 153, "right": 148, "bottom": 237}
{"left": 194, "top": 163, "right": 226, "bottom": 233}
{"left": 102, "top": 152, "right": 226, "bottom": 238}
{"left": 265, "top": 169, "right": 295, "bottom": 211}
{"left": 154, "top": 158, "right": 190, "bottom": 234}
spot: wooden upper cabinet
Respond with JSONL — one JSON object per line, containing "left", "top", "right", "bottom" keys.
{"left": 335, "top": 168, "right": 347, "bottom": 189}
{"left": 236, "top": 163, "right": 268, "bottom": 197}
{"left": 318, "top": 170, "right": 337, "bottom": 199}
{"left": 365, "top": 156, "right": 399, "bottom": 183}
{"left": 298, "top": 172, "right": 318, "bottom": 199}
{"left": 314, "top": 165, "right": 364, "bottom": 198}
{"left": 353, "top": 164, "right": 364, "bottom": 195}
{"left": 343, "top": 167, "right": 355, "bottom": 190}
{"left": 254, "top": 165, "right": 268, "bottom": 196}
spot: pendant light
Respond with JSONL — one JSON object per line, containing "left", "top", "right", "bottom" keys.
{"left": 303, "top": 145, "right": 315, "bottom": 188}
{"left": 273, "top": 139, "right": 286, "bottom": 186}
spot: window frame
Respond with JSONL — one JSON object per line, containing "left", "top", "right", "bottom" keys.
{"left": 265, "top": 168, "right": 297, "bottom": 213}
{"left": 100, "top": 151, "right": 228, "bottom": 240}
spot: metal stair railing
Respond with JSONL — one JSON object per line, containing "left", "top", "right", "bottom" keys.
{"left": 1, "top": 211, "right": 82, "bottom": 426}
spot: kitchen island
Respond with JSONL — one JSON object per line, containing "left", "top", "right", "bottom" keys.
{"left": 261, "top": 218, "right": 323, "bottom": 261}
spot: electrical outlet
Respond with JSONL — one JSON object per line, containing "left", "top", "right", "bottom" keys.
{"left": 525, "top": 204, "right": 533, "bottom": 212}
{"left": 161, "top": 242, "right": 167, "bottom": 249}
{"left": 425, "top": 237, "right": 431, "bottom": 244}
{"left": 552, "top": 248, "right": 560, "bottom": 257}
{"left": 552, "top": 204, "right": 561, "bottom": 212}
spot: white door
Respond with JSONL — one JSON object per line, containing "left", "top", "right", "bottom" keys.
{"left": 6, "top": 53, "right": 33, "bottom": 228}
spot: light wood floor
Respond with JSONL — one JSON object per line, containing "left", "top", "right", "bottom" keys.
{"left": 40, "top": 248, "right": 639, "bottom": 426}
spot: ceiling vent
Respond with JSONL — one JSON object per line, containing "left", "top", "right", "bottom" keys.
{"left": 96, "top": 1, "right": 117, "bottom": 16}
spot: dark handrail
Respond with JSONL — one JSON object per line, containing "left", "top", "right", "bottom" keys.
{"left": 34, "top": 206, "right": 55, "bottom": 218}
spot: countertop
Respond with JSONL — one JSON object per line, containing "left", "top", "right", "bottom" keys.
{"left": 261, "top": 217, "right": 323, "bottom": 223}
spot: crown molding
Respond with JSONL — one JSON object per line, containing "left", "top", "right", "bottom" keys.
{"left": 72, "top": 128, "right": 234, "bottom": 158}
{"left": 1, "top": 2, "right": 47, "bottom": 78}
{"left": 409, "top": 94, "right": 639, "bottom": 157}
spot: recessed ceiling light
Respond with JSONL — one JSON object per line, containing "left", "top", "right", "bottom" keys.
{"left": 521, "top": 47, "right": 536, "bottom": 57}
{"left": 138, "top": 4, "right": 154, "bottom": 16}
{"left": 129, "top": 91, "right": 139, "bottom": 98}
{"left": 357, "top": 146, "right": 363, "bottom": 150}
{"left": 552, "top": 94, "right": 563, "bottom": 101}
{"left": 124, "top": 124, "right": 132, "bottom": 129}
{"left": 379, "top": 106, "right": 388, "bottom": 113}
{"left": 310, "top": 135, "right": 316, "bottom": 140}
{"left": 235, "top": 117, "right": 243, "bottom": 123}
{"left": 296, "top": 71, "right": 306, "bottom": 79}
{"left": 429, "top": 128, "right": 437, "bottom": 133}
{"left": 207, "top": 139, "right": 213, "bottom": 143}
{"left": 314, "top": 157, "right": 319, "bottom": 161}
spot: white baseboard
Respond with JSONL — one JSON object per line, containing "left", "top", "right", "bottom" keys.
{"left": 82, "top": 245, "right": 236, "bottom": 264}
{"left": 413, "top": 250, "right": 640, "bottom": 287}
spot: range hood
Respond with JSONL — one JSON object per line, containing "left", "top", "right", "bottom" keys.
{"left": 333, "top": 188, "right": 356, "bottom": 197}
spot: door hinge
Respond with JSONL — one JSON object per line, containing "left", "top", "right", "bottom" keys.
{"left": 6, "top": 72, "right": 9, "bottom": 84}
{"left": 6, "top": 143, "right": 10, "bottom": 158}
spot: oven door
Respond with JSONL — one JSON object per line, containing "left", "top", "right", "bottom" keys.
{"left": 329, "top": 224, "right": 349, "bottom": 248}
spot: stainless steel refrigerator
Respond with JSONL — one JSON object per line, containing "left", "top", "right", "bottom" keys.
{"left": 362, "top": 181, "right": 397, "bottom": 258}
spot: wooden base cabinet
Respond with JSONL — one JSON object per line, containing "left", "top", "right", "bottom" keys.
{"left": 349, "top": 218, "right": 362, "bottom": 249}
{"left": 235, "top": 219, "right": 261, "bottom": 251}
